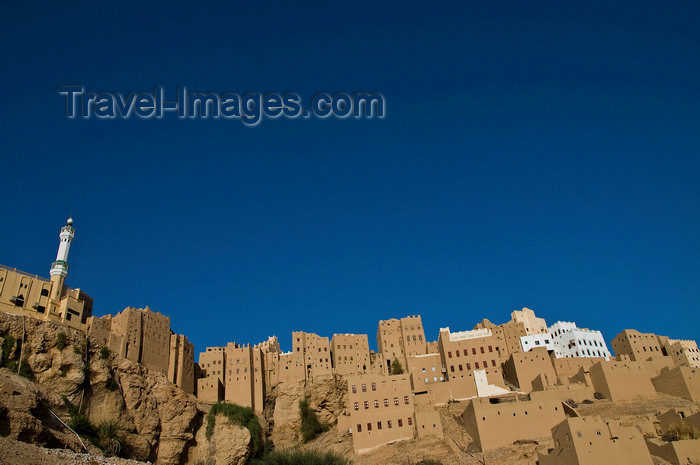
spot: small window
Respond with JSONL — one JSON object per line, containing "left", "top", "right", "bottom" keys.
{"left": 357, "top": 424, "right": 362, "bottom": 432}
{"left": 384, "top": 398, "right": 389, "bottom": 407}
{"left": 367, "top": 423, "right": 372, "bottom": 431}
{"left": 364, "top": 401, "right": 369, "bottom": 409}
{"left": 394, "top": 397, "right": 399, "bottom": 405}
{"left": 354, "top": 402, "right": 359, "bottom": 410}
{"left": 448, "top": 351, "right": 452, "bottom": 358}
{"left": 407, "top": 417, "right": 413, "bottom": 426}
{"left": 371, "top": 382, "right": 376, "bottom": 391}
{"left": 404, "top": 396, "right": 409, "bottom": 404}
{"left": 377, "top": 421, "right": 382, "bottom": 429}
{"left": 398, "top": 419, "right": 403, "bottom": 427}
{"left": 387, "top": 420, "right": 392, "bottom": 428}
{"left": 374, "top": 400, "right": 379, "bottom": 408}
{"left": 352, "top": 385, "right": 357, "bottom": 393}
{"left": 362, "top": 384, "right": 367, "bottom": 392}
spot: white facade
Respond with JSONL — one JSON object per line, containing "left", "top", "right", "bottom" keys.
{"left": 549, "top": 321, "right": 611, "bottom": 360}
{"left": 520, "top": 333, "right": 555, "bottom": 353}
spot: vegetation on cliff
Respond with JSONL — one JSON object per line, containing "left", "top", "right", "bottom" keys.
{"left": 299, "top": 398, "right": 330, "bottom": 442}
{"left": 206, "top": 401, "right": 263, "bottom": 457}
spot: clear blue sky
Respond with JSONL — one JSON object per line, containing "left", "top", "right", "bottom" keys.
{"left": 1, "top": 1, "right": 698, "bottom": 354}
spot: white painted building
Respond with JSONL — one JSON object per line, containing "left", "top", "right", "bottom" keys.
{"left": 549, "top": 321, "right": 611, "bottom": 360}
{"left": 520, "top": 333, "right": 555, "bottom": 353}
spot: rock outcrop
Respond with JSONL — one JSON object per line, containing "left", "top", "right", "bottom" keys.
{"left": 0, "top": 312, "right": 249, "bottom": 465}
{"left": 185, "top": 412, "right": 252, "bottom": 465}
{"left": 268, "top": 375, "right": 347, "bottom": 448}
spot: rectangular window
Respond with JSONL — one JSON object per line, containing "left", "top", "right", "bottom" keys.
{"left": 448, "top": 351, "right": 452, "bottom": 358}
{"left": 384, "top": 398, "right": 389, "bottom": 407}
{"left": 488, "top": 345, "right": 493, "bottom": 352}
{"left": 475, "top": 362, "right": 479, "bottom": 369}
{"left": 387, "top": 420, "right": 392, "bottom": 428}
{"left": 367, "top": 423, "right": 372, "bottom": 431}
{"left": 408, "top": 417, "right": 413, "bottom": 426}
{"left": 371, "top": 382, "right": 376, "bottom": 391}
{"left": 404, "top": 396, "right": 409, "bottom": 404}
{"left": 364, "top": 401, "right": 369, "bottom": 409}
{"left": 458, "top": 364, "right": 463, "bottom": 371}
{"left": 374, "top": 400, "right": 379, "bottom": 408}
{"left": 491, "top": 360, "right": 496, "bottom": 367}
{"left": 394, "top": 397, "right": 399, "bottom": 405}
{"left": 377, "top": 421, "right": 382, "bottom": 430}
{"left": 472, "top": 348, "right": 476, "bottom": 355}
{"left": 466, "top": 363, "right": 471, "bottom": 370}
{"left": 354, "top": 402, "right": 359, "bottom": 410}
{"left": 398, "top": 419, "right": 403, "bottom": 427}
{"left": 357, "top": 424, "right": 362, "bottom": 432}
{"left": 450, "top": 365, "right": 455, "bottom": 372}
{"left": 362, "top": 384, "right": 367, "bottom": 392}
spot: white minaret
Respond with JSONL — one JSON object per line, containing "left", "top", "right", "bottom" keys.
{"left": 50, "top": 217, "right": 75, "bottom": 301}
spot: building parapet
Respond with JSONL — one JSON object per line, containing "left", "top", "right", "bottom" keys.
{"left": 441, "top": 327, "right": 492, "bottom": 342}
{"left": 0, "top": 264, "right": 50, "bottom": 283}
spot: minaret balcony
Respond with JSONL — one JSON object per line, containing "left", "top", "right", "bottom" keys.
{"left": 51, "top": 260, "right": 70, "bottom": 270}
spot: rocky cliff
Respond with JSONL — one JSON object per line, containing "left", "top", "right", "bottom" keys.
{"left": 266, "top": 374, "right": 347, "bottom": 448}
{"left": 0, "top": 312, "right": 252, "bottom": 465}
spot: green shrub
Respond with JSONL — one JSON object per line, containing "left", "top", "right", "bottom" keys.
{"left": 668, "top": 421, "right": 700, "bottom": 441}
{"left": 59, "top": 366, "right": 68, "bottom": 377}
{"left": 299, "top": 399, "right": 329, "bottom": 443}
{"left": 5, "top": 360, "right": 17, "bottom": 372}
{"left": 56, "top": 332, "right": 66, "bottom": 351}
{"left": 100, "top": 346, "right": 110, "bottom": 359}
{"left": 17, "top": 359, "right": 34, "bottom": 380}
{"left": 250, "top": 449, "right": 350, "bottom": 465}
{"left": 2, "top": 335, "right": 16, "bottom": 363}
{"left": 69, "top": 414, "right": 94, "bottom": 436}
{"left": 105, "top": 374, "right": 119, "bottom": 391}
{"left": 206, "top": 402, "right": 263, "bottom": 457}
{"left": 97, "top": 420, "right": 122, "bottom": 456}
{"left": 390, "top": 358, "right": 404, "bottom": 375}
{"left": 73, "top": 345, "right": 82, "bottom": 355}
{"left": 62, "top": 395, "right": 79, "bottom": 417}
